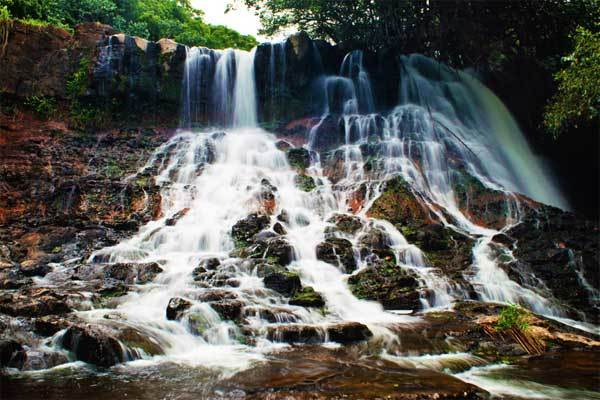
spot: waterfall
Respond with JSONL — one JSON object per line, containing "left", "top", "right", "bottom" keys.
{"left": 233, "top": 49, "right": 258, "bottom": 127}
{"left": 397, "top": 54, "right": 568, "bottom": 210}
{"left": 65, "top": 43, "right": 589, "bottom": 378}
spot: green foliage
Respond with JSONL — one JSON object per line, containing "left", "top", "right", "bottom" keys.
{"left": 544, "top": 26, "right": 600, "bottom": 138}
{"left": 24, "top": 95, "right": 56, "bottom": 118}
{"left": 0, "top": 5, "right": 10, "bottom": 20}
{"left": 66, "top": 57, "right": 91, "bottom": 98}
{"left": 496, "top": 304, "right": 530, "bottom": 331}
{"left": 1, "top": 0, "right": 258, "bottom": 50}
{"left": 243, "top": 0, "right": 597, "bottom": 66}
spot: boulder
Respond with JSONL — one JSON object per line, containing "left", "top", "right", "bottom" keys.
{"left": 326, "top": 322, "right": 373, "bottom": 344}
{"left": 0, "top": 288, "right": 71, "bottom": 317}
{"left": 348, "top": 264, "right": 421, "bottom": 310}
{"left": 286, "top": 148, "right": 311, "bottom": 171}
{"left": 316, "top": 237, "right": 356, "bottom": 273}
{"left": 104, "top": 262, "right": 163, "bottom": 284}
{"left": 326, "top": 213, "right": 363, "bottom": 235}
{"left": 231, "top": 213, "right": 271, "bottom": 246}
{"left": 289, "top": 287, "right": 325, "bottom": 308}
{"left": 0, "top": 340, "right": 27, "bottom": 369}
{"left": 209, "top": 300, "right": 245, "bottom": 321}
{"left": 61, "top": 325, "right": 127, "bottom": 367}
{"left": 261, "top": 266, "right": 301, "bottom": 297}
{"left": 166, "top": 297, "right": 192, "bottom": 320}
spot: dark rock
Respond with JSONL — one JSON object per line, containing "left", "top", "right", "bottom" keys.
{"left": 166, "top": 297, "right": 192, "bottom": 320}
{"left": 60, "top": 325, "right": 127, "bottom": 367}
{"left": 326, "top": 322, "right": 372, "bottom": 344}
{"left": 0, "top": 288, "right": 71, "bottom": 317}
{"left": 491, "top": 233, "right": 516, "bottom": 247}
{"left": 199, "top": 257, "right": 221, "bottom": 270}
{"left": 210, "top": 300, "right": 245, "bottom": 321}
{"left": 116, "top": 327, "right": 164, "bottom": 356}
{"left": 34, "top": 315, "right": 73, "bottom": 337}
{"left": 0, "top": 340, "right": 27, "bottom": 369}
{"left": 289, "top": 287, "right": 325, "bottom": 308}
{"left": 277, "top": 210, "right": 290, "bottom": 224}
{"left": 316, "top": 237, "right": 356, "bottom": 273}
{"left": 231, "top": 213, "right": 270, "bottom": 246}
{"left": 0, "top": 268, "right": 32, "bottom": 289}
{"left": 266, "top": 325, "right": 323, "bottom": 344}
{"left": 264, "top": 237, "right": 295, "bottom": 266}
{"left": 273, "top": 222, "right": 287, "bottom": 235}
{"left": 286, "top": 148, "right": 310, "bottom": 171}
{"left": 19, "top": 259, "right": 52, "bottom": 277}
{"left": 262, "top": 267, "right": 301, "bottom": 297}
{"left": 22, "top": 350, "right": 68, "bottom": 371}
{"left": 295, "top": 174, "right": 316, "bottom": 192}
{"left": 104, "top": 262, "right": 163, "bottom": 284}
{"left": 196, "top": 289, "right": 239, "bottom": 302}
{"left": 326, "top": 213, "right": 363, "bottom": 235}
{"left": 358, "top": 227, "right": 395, "bottom": 260}
{"left": 348, "top": 264, "right": 421, "bottom": 310}
{"left": 165, "top": 208, "right": 190, "bottom": 226}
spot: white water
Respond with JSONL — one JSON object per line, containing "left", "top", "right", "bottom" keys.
{"left": 38, "top": 43, "right": 594, "bottom": 400}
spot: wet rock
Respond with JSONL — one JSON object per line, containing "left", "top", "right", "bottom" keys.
{"left": 289, "top": 287, "right": 325, "bottom": 308}
{"left": 326, "top": 213, "right": 363, "bottom": 235}
{"left": 0, "top": 288, "right": 71, "bottom": 317}
{"left": 116, "top": 327, "right": 163, "bottom": 356}
{"left": 165, "top": 208, "right": 190, "bottom": 226}
{"left": 326, "top": 322, "right": 372, "bottom": 344}
{"left": 294, "top": 174, "right": 316, "bottom": 192}
{"left": 316, "top": 237, "right": 356, "bottom": 273}
{"left": 261, "top": 266, "right": 301, "bottom": 297}
{"left": 104, "top": 262, "right": 163, "bottom": 284}
{"left": 266, "top": 325, "right": 323, "bottom": 344}
{"left": 196, "top": 289, "right": 239, "bottom": 302}
{"left": 61, "top": 325, "right": 127, "bottom": 367}
{"left": 34, "top": 315, "right": 74, "bottom": 337}
{"left": 0, "top": 268, "right": 32, "bottom": 289}
{"left": 491, "top": 233, "right": 516, "bottom": 247}
{"left": 273, "top": 222, "right": 287, "bottom": 235}
{"left": 275, "top": 140, "right": 292, "bottom": 151}
{"left": 276, "top": 210, "right": 290, "bottom": 224}
{"left": 506, "top": 204, "right": 600, "bottom": 323}
{"left": 19, "top": 259, "right": 52, "bottom": 277}
{"left": 22, "top": 350, "right": 68, "bottom": 371}
{"left": 210, "top": 300, "right": 245, "bottom": 321}
{"left": 232, "top": 213, "right": 270, "bottom": 246}
{"left": 286, "top": 148, "right": 310, "bottom": 171}
{"left": 358, "top": 227, "right": 395, "bottom": 260}
{"left": 0, "top": 340, "right": 27, "bottom": 369}
{"left": 166, "top": 297, "right": 192, "bottom": 320}
{"left": 348, "top": 264, "right": 420, "bottom": 310}
{"left": 258, "top": 179, "right": 277, "bottom": 215}
{"left": 264, "top": 237, "right": 295, "bottom": 266}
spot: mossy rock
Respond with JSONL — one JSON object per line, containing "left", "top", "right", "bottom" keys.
{"left": 289, "top": 287, "right": 325, "bottom": 308}
{"left": 295, "top": 174, "right": 316, "bottom": 192}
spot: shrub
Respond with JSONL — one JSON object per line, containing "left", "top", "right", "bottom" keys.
{"left": 24, "top": 95, "right": 56, "bottom": 119}
{"left": 496, "top": 304, "right": 530, "bottom": 331}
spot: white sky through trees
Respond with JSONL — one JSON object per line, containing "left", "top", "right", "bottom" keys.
{"left": 192, "top": 0, "right": 284, "bottom": 42}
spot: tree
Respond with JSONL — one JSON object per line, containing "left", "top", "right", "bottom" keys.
{"left": 0, "top": 0, "right": 258, "bottom": 50}
{"left": 544, "top": 27, "right": 600, "bottom": 138}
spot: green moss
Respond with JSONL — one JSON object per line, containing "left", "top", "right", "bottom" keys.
{"left": 104, "top": 160, "right": 124, "bottom": 179}
{"left": 295, "top": 174, "right": 316, "bottom": 192}
{"left": 290, "top": 286, "right": 325, "bottom": 308}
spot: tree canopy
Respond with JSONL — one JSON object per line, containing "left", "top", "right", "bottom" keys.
{"left": 544, "top": 27, "right": 600, "bottom": 138}
{"left": 0, "top": 0, "right": 258, "bottom": 50}
{"left": 241, "top": 0, "right": 597, "bottom": 67}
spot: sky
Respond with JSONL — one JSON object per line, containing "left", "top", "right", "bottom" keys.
{"left": 191, "top": 0, "right": 280, "bottom": 42}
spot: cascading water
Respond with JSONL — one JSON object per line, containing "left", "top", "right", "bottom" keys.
{"left": 7, "top": 34, "right": 596, "bottom": 400}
